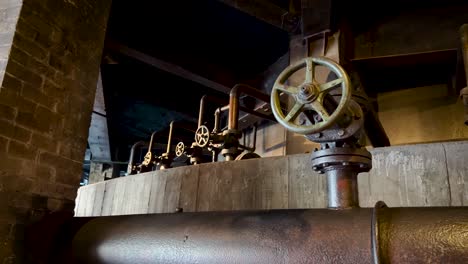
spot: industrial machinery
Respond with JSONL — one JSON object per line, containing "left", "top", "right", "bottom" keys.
{"left": 128, "top": 121, "right": 195, "bottom": 174}
{"left": 270, "top": 56, "right": 369, "bottom": 208}
{"left": 176, "top": 86, "right": 276, "bottom": 163}
{"left": 28, "top": 57, "right": 468, "bottom": 263}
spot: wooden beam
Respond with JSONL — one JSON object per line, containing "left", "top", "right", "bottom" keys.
{"left": 105, "top": 41, "right": 231, "bottom": 94}
{"left": 217, "top": 0, "right": 297, "bottom": 32}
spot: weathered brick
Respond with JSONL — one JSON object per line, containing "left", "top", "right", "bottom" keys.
{"left": 58, "top": 141, "right": 85, "bottom": 162}
{"left": 15, "top": 97, "right": 36, "bottom": 114}
{"left": 35, "top": 164, "right": 55, "bottom": 181}
{"left": 11, "top": 33, "right": 48, "bottom": 62}
{"left": 15, "top": 18, "right": 38, "bottom": 42}
{"left": 31, "top": 133, "right": 59, "bottom": 153}
{"left": 0, "top": 154, "right": 29, "bottom": 177}
{"left": 0, "top": 104, "right": 15, "bottom": 121}
{"left": 30, "top": 133, "right": 57, "bottom": 153}
{"left": 48, "top": 54, "right": 64, "bottom": 70}
{"left": 16, "top": 106, "right": 59, "bottom": 134}
{"left": 42, "top": 79, "right": 63, "bottom": 98}
{"left": 10, "top": 45, "right": 55, "bottom": 79}
{"left": 5, "top": 60, "right": 43, "bottom": 86}
{"left": 8, "top": 141, "right": 37, "bottom": 160}
{"left": 7, "top": 192, "right": 33, "bottom": 210}
{"left": 1, "top": 72, "right": 22, "bottom": 91}
{"left": 0, "top": 90, "right": 18, "bottom": 110}
{"left": 21, "top": 83, "right": 56, "bottom": 111}
{"left": 39, "top": 152, "right": 82, "bottom": 172}
{"left": 18, "top": 6, "right": 54, "bottom": 42}
{"left": 0, "top": 136, "right": 8, "bottom": 153}
{"left": 2, "top": 177, "right": 34, "bottom": 193}
{"left": 35, "top": 106, "right": 60, "bottom": 131}
{"left": 55, "top": 167, "right": 82, "bottom": 185}
{"left": 0, "top": 119, "right": 32, "bottom": 142}
{"left": 15, "top": 112, "right": 35, "bottom": 132}
{"left": 53, "top": 70, "right": 64, "bottom": 85}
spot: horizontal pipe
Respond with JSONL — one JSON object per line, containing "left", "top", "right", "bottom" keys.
{"left": 228, "top": 84, "right": 271, "bottom": 130}
{"left": 70, "top": 207, "right": 468, "bottom": 264}
{"left": 198, "top": 95, "right": 228, "bottom": 128}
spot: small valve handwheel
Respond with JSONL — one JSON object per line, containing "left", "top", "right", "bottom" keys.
{"left": 271, "top": 56, "right": 351, "bottom": 135}
{"left": 142, "top": 151, "right": 153, "bottom": 166}
{"left": 195, "top": 125, "right": 210, "bottom": 147}
{"left": 175, "top": 142, "right": 185, "bottom": 157}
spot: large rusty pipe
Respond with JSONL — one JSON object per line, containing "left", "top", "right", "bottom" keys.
{"left": 70, "top": 207, "right": 468, "bottom": 264}
{"left": 228, "top": 84, "right": 271, "bottom": 130}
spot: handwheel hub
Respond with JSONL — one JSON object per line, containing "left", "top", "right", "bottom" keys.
{"left": 297, "top": 83, "right": 318, "bottom": 103}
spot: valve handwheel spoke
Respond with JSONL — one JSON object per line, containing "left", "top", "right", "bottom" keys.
{"left": 195, "top": 125, "right": 210, "bottom": 147}
{"left": 310, "top": 100, "right": 330, "bottom": 122}
{"left": 175, "top": 142, "right": 185, "bottom": 157}
{"left": 284, "top": 102, "right": 304, "bottom": 122}
{"left": 305, "top": 58, "right": 315, "bottom": 83}
{"left": 274, "top": 84, "right": 299, "bottom": 95}
{"left": 270, "top": 56, "right": 351, "bottom": 135}
{"left": 319, "top": 78, "right": 343, "bottom": 93}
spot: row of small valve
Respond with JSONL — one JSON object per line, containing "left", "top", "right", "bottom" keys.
{"left": 129, "top": 56, "right": 352, "bottom": 174}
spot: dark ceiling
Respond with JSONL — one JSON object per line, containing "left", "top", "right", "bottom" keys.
{"left": 101, "top": 0, "right": 290, "bottom": 161}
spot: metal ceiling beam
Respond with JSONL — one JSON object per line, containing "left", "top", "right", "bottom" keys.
{"left": 105, "top": 41, "right": 231, "bottom": 94}
{"left": 216, "top": 0, "right": 298, "bottom": 33}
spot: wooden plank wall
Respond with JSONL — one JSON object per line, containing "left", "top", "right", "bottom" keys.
{"left": 75, "top": 141, "right": 468, "bottom": 216}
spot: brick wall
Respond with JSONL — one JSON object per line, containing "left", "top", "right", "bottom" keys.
{"left": 0, "top": 0, "right": 111, "bottom": 262}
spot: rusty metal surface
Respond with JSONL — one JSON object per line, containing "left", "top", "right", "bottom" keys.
{"left": 69, "top": 207, "right": 468, "bottom": 264}
{"left": 377, "top": 207, "right": 468, "bottom": 264}
{"left": 311, "top": 146, "right": 371, "bottom": 208}
{"left": 72, "top": 209, "right": 373, "bottom": 264}
{"left": 326, "top": 169, "right": 359, "bottom": 208}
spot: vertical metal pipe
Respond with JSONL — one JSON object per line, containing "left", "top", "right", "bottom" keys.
{"left": 229, "top": 89, "right": 240, "bottom": 130}
{"left": 166, "top": 121, "right": 174, "bottom": 154}
{"left": 228, "top": 84, "right": 271, "bottom": 131}
{"left": 127, "top": 141, "right": 147, "bottom": 174}
{"left": 214, "top": 108, "right": 221, "bottom": 133}
{"left": 326, "top": 169, "right": 359, "bottom": 208}
{"left": 251, "top": 124, "right": 257, "bottom": 152}
{"left": 198, "top": 96, "right": 207, "bottom": 128}
{"left": 148, "top": 132, "right": 157, "bottom": 152}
